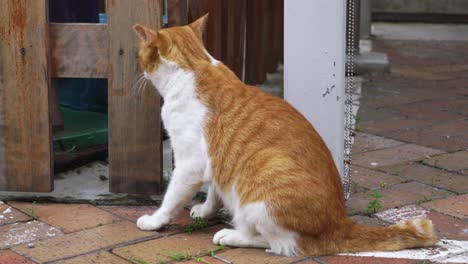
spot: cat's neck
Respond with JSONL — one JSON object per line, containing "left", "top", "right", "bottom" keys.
{"left": 149, "top": 58, "right": 196, "bottom": 99}
{"left": 148, "top": 56, "right": 240, "bottom": 100}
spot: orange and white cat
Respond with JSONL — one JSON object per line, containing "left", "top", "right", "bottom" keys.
{"left": 134, "top": 15, "right": 438, "bottom": 256}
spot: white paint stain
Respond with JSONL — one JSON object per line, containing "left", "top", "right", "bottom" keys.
{"left": 370, "top": 162, "right": 379, "bottom": 166}
{"left": 375, "top": 205, "right": 428, "bottom": 224}
{"left": 0, "top": 221, "right": 63, "bottom": 249}
{"left": 341, "top": 240, "right": 468, "bottom": 263}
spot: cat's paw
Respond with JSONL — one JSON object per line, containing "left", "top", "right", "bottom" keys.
{"left": 213, "top": 228, "right": 237, "bottom": 245}
{"left": 136, "top": 214, "right": 168, "bottom": 231}
{"left": 190, "top": 203, "right": 214, "bottom": 219}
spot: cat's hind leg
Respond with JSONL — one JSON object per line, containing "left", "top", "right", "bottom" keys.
{"left": 212, "top": 203, "right": 269, "bottom": 249}
{"left": 237, "top": 202, "right": 299, "bottom": 256}
{"left": 190, "top": 184, "right": 222, "bottom": 219}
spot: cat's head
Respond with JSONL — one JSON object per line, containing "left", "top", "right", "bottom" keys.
{"left": 133, "top": 14, "right": 214, "bottom": 80}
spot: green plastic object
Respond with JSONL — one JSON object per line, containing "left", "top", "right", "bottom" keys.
{"left": 53, "top": 107, "right": 108, "bottom": 152}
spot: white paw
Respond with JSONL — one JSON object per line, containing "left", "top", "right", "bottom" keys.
{"left": 190, "top": 204, "right": 208, "bottom": 219}
{"left": 136, "top": 214, "right": 168, "bottom": 231}
{"left": 213, "top": 228, "right": 238, "bottom": 245}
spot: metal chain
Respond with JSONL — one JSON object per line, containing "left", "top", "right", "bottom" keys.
{"left": 344, "top": 0, "right": 356, "bottom": 200}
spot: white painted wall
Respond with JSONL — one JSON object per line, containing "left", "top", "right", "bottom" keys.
{"left": 284, "top": 0, "right": 346, "bottom": 180}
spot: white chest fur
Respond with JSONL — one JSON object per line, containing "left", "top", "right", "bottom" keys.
{"left": 146, "top": 58, "right": 211, "bottom": 182}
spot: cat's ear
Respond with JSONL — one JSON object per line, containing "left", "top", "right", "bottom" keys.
{"left": 133, "top": 24, "right": 157, "bottom": 44}
{"left": 189, "top": 13, "right": 209, "bottom": 40}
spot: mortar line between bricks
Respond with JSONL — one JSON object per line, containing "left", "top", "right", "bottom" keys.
{"left": 312, "top": 257, "right": 326, "bottom": 264}
{"left": 288, "top": 256, "right": 316, "bottom": 263}
{"left": 42, "top": 224, "right": 228, "bottom": 264}
{"left": 0, "top": 218, "right": 32, "bottom": 227}
{"left": 6, "top": 202, "right": 177, "bottom": 235}
{"left": 418, "top": 159, "right": 468, "bottom": 176}
{"left": 8, "top": 249, "right": 41, "bottom": 264}
{"left": 43, "top": 233, "right": 163, "bottom": 264}
{"left": 352, "top": 143, "right": 407, "bottom": 155}
{"left": 367, "top": 131, "right": 453, "bottom": 148}
{"left": 108, "top": 249, "right": 143, "bottom": 264}
{"left": 371, "top": 164, "right": 464, "bottom": 195}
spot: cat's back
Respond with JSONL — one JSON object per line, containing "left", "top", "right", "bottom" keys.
{"left": 199, "top": 77, "right": 338, "bottom": 192}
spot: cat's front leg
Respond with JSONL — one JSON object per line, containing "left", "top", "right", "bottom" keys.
{"left": 190, "top": 184, "right": 222, "bottom": 219}
{"left": 137, "top": 166, "right": 203, "bottom": 231}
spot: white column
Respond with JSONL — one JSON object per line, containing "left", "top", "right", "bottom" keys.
{"left": 284, "top": 0, "right": 347, "bottom": 180}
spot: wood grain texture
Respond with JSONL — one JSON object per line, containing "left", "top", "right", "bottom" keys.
{"left": 168, "top": 0, "right": 188, "bottom": 27}
{"left": 107, "top": 0, "right": 163, "bottom": 194}
{"left": 245, "top": 0, "right": 265, "bottom": 85}
{"left": 222, "top": 0, "right": 246, "bottom": 79}
{"left": 50, "top": 23, "right": 108, "bottom": 78}
{"left": 0, "top": 0, "right": 53, "bottom": 192}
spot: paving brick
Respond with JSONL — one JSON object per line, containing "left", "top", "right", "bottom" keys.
{"left": 98, "top": 206, "right": 194, "bottom": 235}
{"left": 352, "top": 133, "right": 404, "bottom": 154}
{"left": 421, "top": 194, "right": 468, "bottom": 220}
{"left": 422, "top": 150, "right": 468, "bottom": 172}
{"left": 351, "top": 166, "right": 405, "bottom": 191}
{"left": 0, "top": 250, "right": 35, "bottom": 264}
{"left": 55, "top": 251, "right": 131, "bottom": 264}
{"left": 0, "top": 221, "right": 62, "bottom": 249}
{"left": 427, "top": 210, "right": 468, "bottom": 240}
{"left": 392, "top": 67, "right": 453, "bottom": 81}
{"left": 216, "top": 248, "right": 303, "bottom": 264}
{"left": 9, "top": 202, "right": 120, "bottom": 233}
{"left": 0, "top": 205, "right": 30, "bottom": 226}
{"left": 13, "top": 221, "right": 155, "bottom": 263}
{"left": 312, "top": 256, "right": 422, "bottom": 264}
{"left": 383, "top": 120, "right": 468, "bottom": 152}
{"left": 113, "top": 225, "right": 226, "bottom": 264}
{"left": 380, "top": 163, "right": 468, "bottom": 194}
{"left": 362, "top": 118, "right": 433, "bottom": 134}
{"left": 352, "top": 144, "right": 444, "bottom": 169}
{"left": 346, "top": 182, "right": 453, "bottom": 215}
{"left": 396, "top": 97, "right": 468, "bottom": 119}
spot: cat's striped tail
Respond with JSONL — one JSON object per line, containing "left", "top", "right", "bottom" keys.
{"left": 299, "top": 218, "right": 439, "bottom": 256}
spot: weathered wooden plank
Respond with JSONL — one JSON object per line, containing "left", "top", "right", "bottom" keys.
{"left": 222, "top": 0, "right": 246, "bottom": 79}
{"left": 266, "top": 0, "right": 279, "bottom": 73}
{"left": 107, "top": 0, "right": 163, "bottom": 194}
{"left": 50, "top": 23, "right": 108, "bottom": 78}
{"left": 0, "top": 0, "right": 53, "bottom": 192}
{"left": 168, "top": 0, "right": 188, "bottom": 27}
{"left": 276, "top": 0, "right": 284, "bottom": 65}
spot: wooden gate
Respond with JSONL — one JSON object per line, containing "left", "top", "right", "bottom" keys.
{"left": 0, "top": 0, "right": 283, "bottom": 194}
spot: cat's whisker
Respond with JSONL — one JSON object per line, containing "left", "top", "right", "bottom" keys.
{"left": 131, "top": 75, "right": 145, "bottom": 97}
{"left": 138, "top": 79, "right": 149, "bottom": 97}
{"left": 140, "top": 79, "right": 148, "bottom": 96}
{"left": 134, "top": 77, "right": 146, "bottom": 98}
